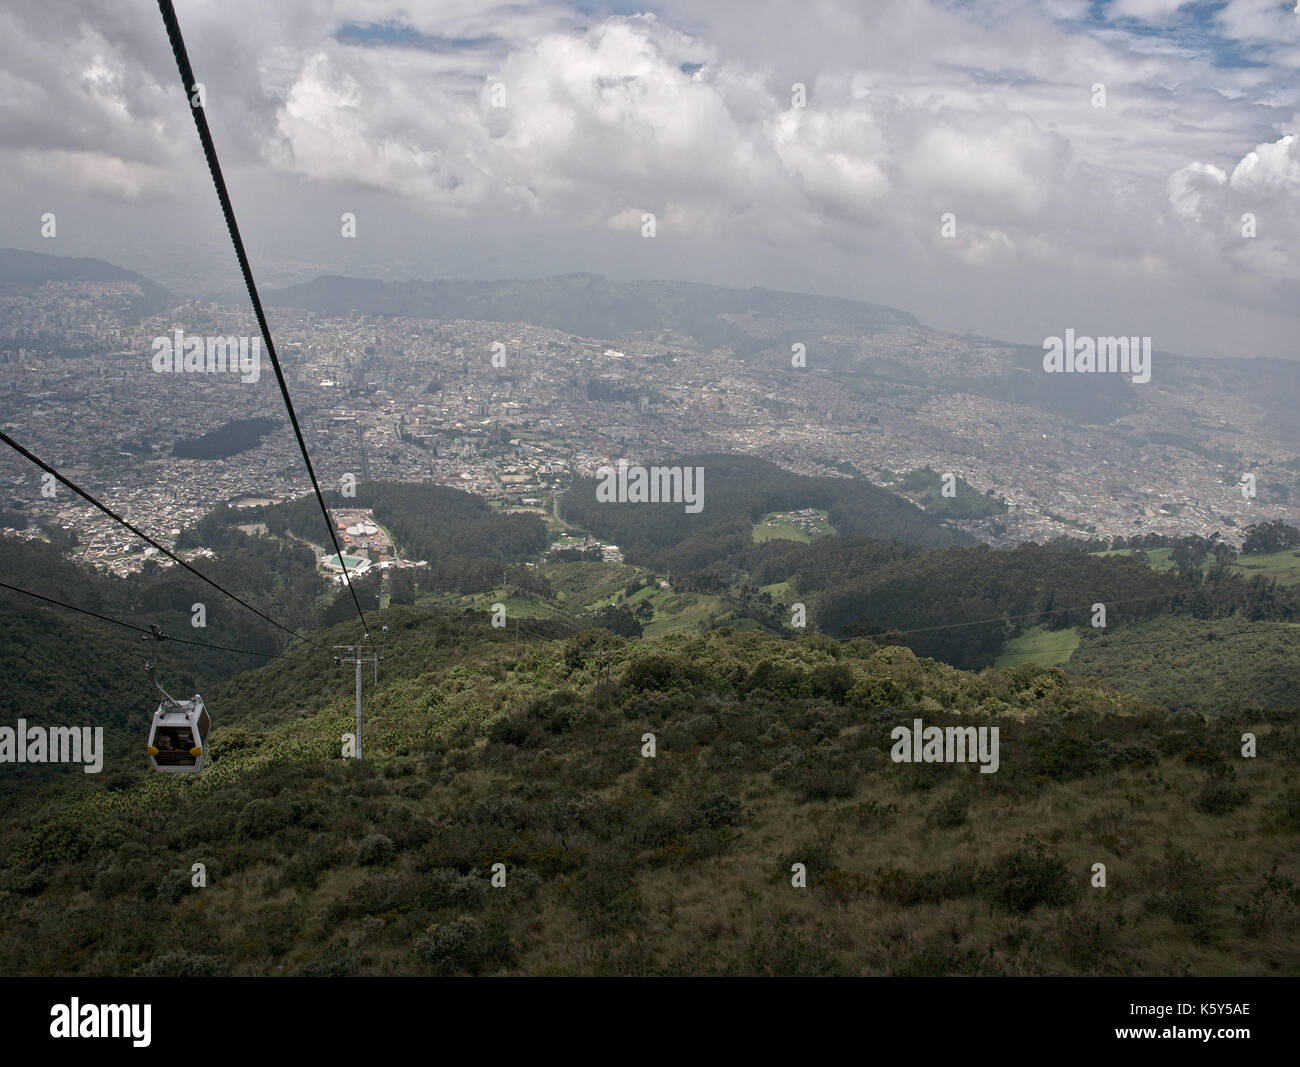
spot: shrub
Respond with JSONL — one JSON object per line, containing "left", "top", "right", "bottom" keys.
{"left": 358, "top": 833, "right": 396, "bottom": 865}
{"left": 342, "top": 874, "right": 403, "bottom": 917}
{"left": 839, "top": 798, "right": 898, "bottom": 831}
{"left": 488, "top": 713, "right": 537, "bottom": 747}
{"left": 277, "top": 832, "right": 342, "bottom": 891}
{"left": 690, "top": 792, "right": 743, "bottom": 830}
{"left": 236, "top": 797, "right": 306, "bottom": 840}
{"left": 526, "top": 689, "right": 585, "bottom": 733}
{"left": 92, "top": 866, "right": 135, "bottom": 901}
{"left": 1033, "top": 734, "right": 1104, "bottom": 781}
{"left": 1142, "top": 843, "right": 1217, "bottom": 934}
{"left": 927, "top": 790, "right": 970, "bottom": 828}
{"left": 890, "top": 936, "right": 983, "bottom": 977}
{"left": 847, "top": 676, "right": 907, "bottom": 710}
{"left": 808, "top": 663, "right": 854, "bottom": 703}
{"left": 380, "top": 807, "right": 434, "bottom": 849}
{"left": 745, "top": 660, "right": 805, "bottom": 697}
{"left": 624, "top": 655, "right": 698, "bottom": 694}
{"left": 1267, "top": 787, "right": 1300, "bottom": 832}
{"left": 292, "top": 940, "right": 358, "bottom": 977}
{"left": 820, "top": 869, "right": 873, "bottom": 903}
{"left": 773, "top": 743, "right": 858, "bottom": 801}
{"left": 740, "top": 926, "right": 847, "bottom": 977}
{"left": 572, "top": 857, "right": 642, "bottom": 934}
{"left": 416, "top": 916, "right": 513, "bottom": 976}
{"left": 678, "top": 714, "right": 719, "bottom": 746}
{"left": 135, "top": 951, "right": 228, "bottom": 977}
{"left": 154, "top": 868, "right": 193, "bottom": 904}
{"left": 983, "top": 837, "right": 1078, "bottom": 914}
{"left": 421, "top": 868, "right": 489, "bottom": 911}
{"left": 12, "top": 870, "right": 49, "bottom": 897}
{"left": 777, "top": 839, "right": 837, "bottom": 885}
{"left": 1235, "top": 868, "right": 1300, "bottom": 936}
{"left": 1193, "top": 779, "right": 1249, "bottom": 816}
{"left": 875, "top": 863, "right": 979, "bottom": 907}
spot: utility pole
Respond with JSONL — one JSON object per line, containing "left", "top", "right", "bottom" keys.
{"left": 335, "top": 642, "right": 382, "bottom": 760}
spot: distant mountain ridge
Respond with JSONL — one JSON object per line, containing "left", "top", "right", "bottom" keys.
{"left": 0, "top": 248, "right": 171, "bottom": 321}
{"left": 263, "top": 272, "right": 919, "bottom": 354}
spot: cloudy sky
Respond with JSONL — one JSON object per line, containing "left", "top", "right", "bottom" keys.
{"left": 1, "top": 0, "right": 1296, "bottom": 357}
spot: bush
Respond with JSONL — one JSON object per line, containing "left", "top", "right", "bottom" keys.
{"left": 416, "top": 916, "right": 513, "bottom": 976}
{"left": 292, "top": 940, "right": 358, "bottom": 977}
{"left": 777, "top": 839, "right": 837, "bottom": 886}
{"left": 135, "top": 951, "right": 228, "bottom": 977}
{"left": 572, "top": 857, "right": 642, "bottom": 934}
{"left": 12, "top": 870, "right": 49, "bottom": 897}
{"left": 358, "top": 833, "right": 396, "bottom": 866}
{"left": 526, "top": 689, "right": 586, "bottom": 733}
{"left": 92, "top": 866, "right": 134, "bottom": 901}
{"left": 807, "top": 663, "right": 854, "bottom": 703}
{"left": 488, "top": 713, "right": 538, "bottom": 747}
{"left": 236, "top": 797, "right": 306, "bottom": 840}
{"left": 1058, "top": 904, "right": 1130, "bottom": 973}
{"left": 745, "top": 660, "right": 805, "bottom": 697}
{"left": 277, "top": 833, "right": 342, "bottom": 891}
{"left": 875, "top": 863, "right": 979, "bottom": 907}
{"left": 1194, "top": 779, "right": 1249, "bottom": 816}
{"left": 983, "top": 837, "right": 1078, "bottom": 914}
{"left": 1267, "top": 787, "right": 1300, "bottom": 832}
{"left": 690, "top": 792, "right": 743, "bottom": 830}
{"left": 926, "top": 790, "right": 970, "bottom": 829}
{"left": 1143, "top": 843, "right": 1216, "bottom": 932}
{"left": 154, "top": 867, "right": 193, "bottom": 904}
{"left": 1033, "top": 734, "right": 1104, "bottom": 782}
{"left": 678, "top": 714, "right": 719, "bottom": 746}
{"left": 773, "top": 743, "right": 858, "bottom": 801}
{"left": 740, "top": 926, "right": 847, "bottom": 976}
{"left": 820, "top": 869, "right": 873, "bottom": 903}
{"left": 342, "top": 874, "right": 403, "bottom": 917}
{"left": 380, "top": 807, "right": 434, "bottom": 849}
{"left": 421, "top": 868, "right": 489, "bottom": 911}
{"left": 624, "top": 655, "right": 699, "bottom": 694}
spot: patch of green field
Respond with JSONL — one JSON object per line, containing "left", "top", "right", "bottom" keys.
{"left": 642, "top": 592, "right": 738, "bottom": 638}
{"left": 994, "top": 625, "right": 1080, "bottom": 668}
{"left": 752, "top": 509, "right": 831, "bottom": 544}
{"left": 1093, "top": 546, "right": 1300, "bottom": 584}
{"left": 1091, "top": 547, "right": 1175, "bottom": 571}
{"left": 543, "top": 561, "right": 648, "bottom": 609}
{"left": 1229, "top": 549, "right": 1300, "bottom": 585}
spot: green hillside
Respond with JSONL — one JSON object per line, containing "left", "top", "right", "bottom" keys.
{"left": 891, "top": 468, "right": 1008, "bottom": 520}
{"left": 1, "top": 614, "right": 1297, "bottom": 977}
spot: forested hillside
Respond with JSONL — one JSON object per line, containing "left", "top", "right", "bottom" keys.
{"left": 561, "top": 454, "right": 968, "bottom": 574}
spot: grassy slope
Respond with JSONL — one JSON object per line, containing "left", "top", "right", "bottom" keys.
{"left": 994, "top": 626, "right": 1080, "bottom": 668}
{"left": 1092, "top": 547, "right": 1300, "bottom": 584}
{"left": 1, "top": 616, "right": 1296, "bottom": 977}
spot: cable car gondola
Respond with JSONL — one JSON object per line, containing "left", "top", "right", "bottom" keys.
{"left": 143, "top": 629, "right": 211, "bottom": 774}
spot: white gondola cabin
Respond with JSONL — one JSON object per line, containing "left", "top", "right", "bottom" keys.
{"left": 146, "top": 695, "right": 211, "bottom": 774}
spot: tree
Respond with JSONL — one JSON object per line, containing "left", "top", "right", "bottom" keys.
{"left": 592, "top": 604, "right": 642, "bottom": 639}
{"left": 1242, "top": 521, "right": 1300, "bottom": 555}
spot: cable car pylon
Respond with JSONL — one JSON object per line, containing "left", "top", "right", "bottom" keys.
{"left": 335, "top": 625, "right": 385, "bottom": 760}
